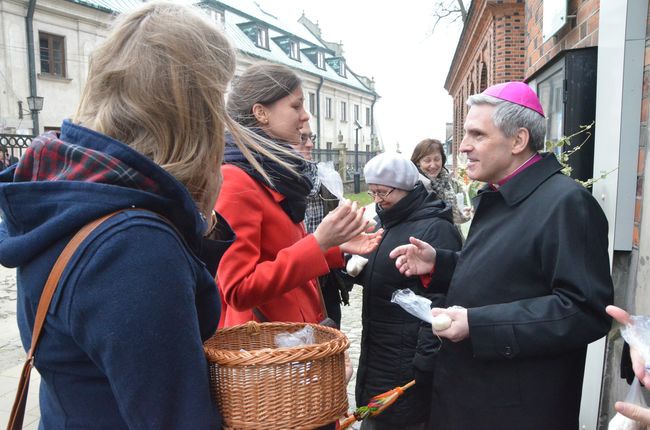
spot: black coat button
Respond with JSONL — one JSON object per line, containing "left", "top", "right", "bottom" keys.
{"left": 504, "top": 346, "right": 513, "bottom": 357}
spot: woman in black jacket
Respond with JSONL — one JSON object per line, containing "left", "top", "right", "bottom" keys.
{"left": 354, "top": 153, "right": 463, "bottom": 430}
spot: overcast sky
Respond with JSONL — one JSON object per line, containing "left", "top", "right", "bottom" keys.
{"left": 260, "top": 0, "right": 464, "bottom": 156}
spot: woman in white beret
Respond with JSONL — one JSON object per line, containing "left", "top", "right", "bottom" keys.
{"left": 354, "top": 152, "right": 463, "bottom": 430}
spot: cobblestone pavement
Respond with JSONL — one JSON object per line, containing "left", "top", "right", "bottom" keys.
{"left": 0, "top": 266, "right": 22, "bottom": 371}
{"left": 0, "top": 267, "right": 366, "bottom": 429}
{"left": 340, "top": 285, "right": 363, "bottom": 429}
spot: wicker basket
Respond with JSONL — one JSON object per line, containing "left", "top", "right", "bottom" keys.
{"left": 204, "top": 321, "right": 350, "bottom": 430}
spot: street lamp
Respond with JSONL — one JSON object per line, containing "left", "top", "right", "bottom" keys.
{"left": 353, "top": 119, "right": 362, "bottom": 194}
{"left": 18, "top": 96, "right": 44, "bottom": 135}
{"left": 27, "top": 96, "right": 44, "bottom": 113}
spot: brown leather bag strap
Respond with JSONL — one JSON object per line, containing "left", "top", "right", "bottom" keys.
{"left": 7, "top": 210, "right": 126, "bottom": 430}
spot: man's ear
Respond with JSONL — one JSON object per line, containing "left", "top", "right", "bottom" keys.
{"left": 511, "top": 127, "right": 531, "bottom": 155}
{"left": 252, "top": 103, "right": 269, "bottom": 125}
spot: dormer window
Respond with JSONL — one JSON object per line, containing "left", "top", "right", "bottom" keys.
{"left": 239, "top": 22, "right": 270, "bottom": 50}
{"left": 256, "top": 26, "right": 268, "bottom": 49}
{"left": 289, "top": 40, "right": 300, "bottom": 60}
{"left": 338, "top": 60, "right": 346, "bottom": 77}
{"left": 274, "top": 36, "right": 301, "bottom": 61}
{"left": 316, "top": 51, "right": 325, "bottom": 69}
{"left": 326, "top": 57, "right": 347, "bottom": 77}
{"left": 204, "top": 7, "right": 224, "bottom": 28}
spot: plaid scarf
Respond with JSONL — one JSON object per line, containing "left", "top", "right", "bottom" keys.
{"left": 304, "top": 162, "right": 323, "bottom": 233}
{"left": 14, "top": 132, "right": 160, "bottom": 193}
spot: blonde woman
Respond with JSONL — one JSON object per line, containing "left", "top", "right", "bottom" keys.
{"left": 216, "top": 63, "right": 381, "bottom": 327}
{"left": 0, "top": 3, "right": 257, "bottom": 428}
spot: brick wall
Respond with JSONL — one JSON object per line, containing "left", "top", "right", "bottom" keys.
{"left": 634, "top": 10, "right": 650, "bottom": 248}
{"left": 525, "top": 0, "right": 600, "bottom": 78}
{"left": 446, "top": 1, "right": 525, "bottom": 169}
{"left": 493, "top": 8, "right": 526, "bottom": 82}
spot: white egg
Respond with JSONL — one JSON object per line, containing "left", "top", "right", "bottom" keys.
{"left": 432, "top": 314, "right": 452, "bottom": 331}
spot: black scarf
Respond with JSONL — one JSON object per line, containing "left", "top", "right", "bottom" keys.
{"left": 377, "top": 183, "right": 427, "bottom": 229}
{"left": 224, "top": 130, "right": 312, "bottom": 223}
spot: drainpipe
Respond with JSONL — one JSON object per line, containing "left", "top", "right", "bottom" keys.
{"left": 370, "top": 93, "right": 377, "bottom": 152}
{"left": 315, "top": 76, "right": 324, "bottom": 149}
{"left": 26, "top": 0, "right": 39, "bottom": 135}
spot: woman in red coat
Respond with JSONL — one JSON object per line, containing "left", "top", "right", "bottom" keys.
{"left": 216, "top": 63, "right": 381, "bottom": 327}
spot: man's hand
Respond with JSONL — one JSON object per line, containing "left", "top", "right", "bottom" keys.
{"left": 606, "top": 305, "right": 650, "bottom": 387}
{"left": 389, "top": 237, "right": 436, "bottom": 276}
{"left": 614, "top": 401, "right": 650, "bottom": 426}
{"left": 431, "top": 307, "right": 469, "bottom": 342}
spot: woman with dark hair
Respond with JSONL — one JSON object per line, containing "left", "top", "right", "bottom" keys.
{"left": 411, "top": 139, "right": 471, "bottom": 228}
{"left": 216, "top": 62, "right": 381, "bottom": 326}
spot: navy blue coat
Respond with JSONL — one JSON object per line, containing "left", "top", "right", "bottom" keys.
{"left": 0, "top": 121, "right": 233, "bottom": 429}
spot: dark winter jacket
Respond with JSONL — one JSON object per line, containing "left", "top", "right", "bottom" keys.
{"left": 355, "top": 184, "right": 462, "bottom": 426}
{"left": 430, "top": 153, "right": 613, "bottom": 430}
{"left": 0, "top": 120, "right": 234, "bottom": 429}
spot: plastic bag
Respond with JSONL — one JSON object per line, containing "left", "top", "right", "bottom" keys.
{"left": 274, "top": 325, "right": 315, "bottom": 348}
{"left": 346, "top": 254, "right": 368, "bottom": 277}
{"left": 621, "top": 315, "right": 650, "bottom": 365}
{"left": 391, "top": 289, "right": 465, "bottom": 331}
{"left": 317, "top": 161, "right": 344, "bottom": 200}
{"left": 608, "top": 378, "right": 647, "bottom": 430}
{"left": 391, "top": 289, "right": 434, "bottom": 324}
{"left": 608, "top": 315, "right": 650, "bottom": 430}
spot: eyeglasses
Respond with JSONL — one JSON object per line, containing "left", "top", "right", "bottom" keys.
{"left": 367, "top": 188, "right": 395, "bottom": 199}
{"left": 300, "top": 133, "right": 317, "bottom": 144}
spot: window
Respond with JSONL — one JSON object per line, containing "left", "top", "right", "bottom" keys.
{"left": 365, "top": 107, "right": 371, "bottom": 126}
{"left": 340, "top": 101, "right": 347, "bottom": 122}
{"left": 538, "top": 69, "right": 564, "bottom": 156}
{"left": 325, "top": 97, "right": 333, "bottom": 119}
{"left": 316, "top": 51, "right": 325, "bottom": 69}
{"left": 205, "top": 8, "right": 225, "bottom": 28}
{"left": 308, "top": 92, "right": 316, "bottom": 115}
{"left": 39, "top": 32, "right": 66, "bottom": 77}
{"left": 289, "top": 40, "right": 300, "bottom": 60}
{"left": 354, "top": 104, "right": 360, "bottom": 122}
{"left": 338, "top": 60, "right": 346, "bottom": 77}
{"left": 256, "top": 26, "right": 268, "bottom": 49}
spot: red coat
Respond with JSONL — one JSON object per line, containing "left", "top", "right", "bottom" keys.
{"left": 215, "top": 165, "right": 344, "bottom": 327}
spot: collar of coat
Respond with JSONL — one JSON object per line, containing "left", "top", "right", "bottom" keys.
{"left": 477, "top": 153, "right": 563, "bottom": 207}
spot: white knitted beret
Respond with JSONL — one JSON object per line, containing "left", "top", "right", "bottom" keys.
{"left": 363, "top": 152, "right": 419, "bottom": 190}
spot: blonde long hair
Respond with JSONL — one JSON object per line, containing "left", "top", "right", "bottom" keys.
{"left": 73, "top": 2, "right": 281, "bottom": 215}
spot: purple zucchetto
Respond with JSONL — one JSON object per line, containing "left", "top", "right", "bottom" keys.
{"left": 482, "top": 82, "right": 545, "bottom": 117}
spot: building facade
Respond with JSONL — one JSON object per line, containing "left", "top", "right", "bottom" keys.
{"left": 444, "top": 0, "right": 526, "bottom": 170}
{"left": 0, "top": 0, "right": 381, "bottom": 183}
{"left": 210, "top": 0, "right": 381, "bottom": 183}
{"left": 446, "top": 0, "right": 650, "bottom": 428}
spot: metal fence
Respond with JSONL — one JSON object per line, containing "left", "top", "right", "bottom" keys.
{"left": 344, "top": 150, "right": 375, "bottom": 181}
{"left": 312, "top": 147, "right": 376, "bottom": 182}
{"left": 0, "top": 134, "right": 32, "bottom": 165}
{"left": 312, "top": 148, "right": 341, "bottom": 172}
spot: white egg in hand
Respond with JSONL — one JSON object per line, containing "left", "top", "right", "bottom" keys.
{"left": 432, "top": 314, "right": 452, "bottom": 331}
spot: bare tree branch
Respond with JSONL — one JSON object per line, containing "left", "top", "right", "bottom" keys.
{"left": 432, "top": 0, "right": 469, "bottom": 32}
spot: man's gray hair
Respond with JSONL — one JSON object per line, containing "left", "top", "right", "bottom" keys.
{"left": 466, "top": 94, "right": 546, "bottom": 151}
